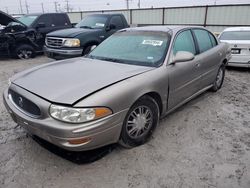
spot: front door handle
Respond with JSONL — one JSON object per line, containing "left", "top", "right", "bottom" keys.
{"left": 195, "top": 62, "right": 200, "bottom": 68}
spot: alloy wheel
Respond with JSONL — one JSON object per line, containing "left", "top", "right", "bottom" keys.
{"left": 17, "top": 50, "right": 33, "bottom": 59}
{"left": 126, "top": 106, "right": 153, "bottom": 139}
{"left": 216, "top": 67, "right": 224, "bottom": 87}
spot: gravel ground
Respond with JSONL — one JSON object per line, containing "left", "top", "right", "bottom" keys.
{"left": 0, "top": 56, "right": 250, "bottom": 188}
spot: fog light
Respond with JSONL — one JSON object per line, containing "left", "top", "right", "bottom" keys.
{"left": 68, "top": 137, "right": 91, "bottom": 145}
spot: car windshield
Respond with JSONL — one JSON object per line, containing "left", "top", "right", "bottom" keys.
{"left": 75, "top": 16, "right": 107, "bottom": 29}
{"left": 88, "top": 31, "right": 170, "bottom": 67}
{"left": 220, "top": 31, "right": 250, "bottom": 40}
{"left": 18, "top": 15, "right": 38, "bottom": 26}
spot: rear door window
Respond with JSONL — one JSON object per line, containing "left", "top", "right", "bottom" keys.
{"left": 109, "top": 16, "right": 124, "bottom": 29}
{"left": 193, "top": 29, "right": 213, "bottom": 53}
{"left": 173, "top": 30, "right": 196, "bottom": 55}
{"left": 53, "top": 14, "right": 69, "bottom": 26}
{"left": 35, "top": 15, "right": 52, "bottom": 27}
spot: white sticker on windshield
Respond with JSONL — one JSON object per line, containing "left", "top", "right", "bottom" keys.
{"left": 95, "top": 23, "right": 105, "bottom": 27}
{"left": 142, "top": 40, "right": 163, "bottom": 46}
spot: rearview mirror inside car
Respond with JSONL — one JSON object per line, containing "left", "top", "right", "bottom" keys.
{"left": 171, "top": 51, "right": 195, "bottom": 64}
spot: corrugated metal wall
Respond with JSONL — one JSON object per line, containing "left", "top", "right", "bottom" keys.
{"left": 67, "top": 12, "right": 82, "bottom": 23}
{"left": 132, "top": 9, "right": 163, "bottom": 24}
{"left": 164, "top": 7, "right": 206, "bottom": 25}
{"left": 67, "top": 4, "right": 250, "bottom": 32}
{"left": 206, "top": 6, "right": 250, "bottom": 25}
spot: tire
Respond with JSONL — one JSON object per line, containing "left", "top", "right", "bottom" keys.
{"left": 15, "top": 44, "right": 35, "bottom": 59}
{"left": 211, "top": 65, "right": 225, "bottom": 92}
{"left": 119, "top": 96, "right": 160, "bottom": 148}
{"left": 82, "top": 44, "right": 97, "bottom": 55}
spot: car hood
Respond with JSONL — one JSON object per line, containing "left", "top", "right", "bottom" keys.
{"left": 12, "top": 58, "right": 154, "bottom": 105}
{"left": 47, "top": 28, "right": 97, "bottom": 38}
{"left": 0, "top": 11, "right": 22, "bottom": 26}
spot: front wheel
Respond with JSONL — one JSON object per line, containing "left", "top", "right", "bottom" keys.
{"left": 15, "top": 44, "right": 35, "bottom": 59}
{"left": 211, "top": 65, "right": 225, "bottom": 92}
{"left": 119, "top": 96, "right": 159, "bottom": 148}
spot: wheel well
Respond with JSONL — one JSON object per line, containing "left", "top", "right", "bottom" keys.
{"left": 143, "top": 92, "right": 163, "bottom": 115}
{"left": 83, "top": 41, "right": 99, "bottom": 48}
{"left": 82, "top": 41, "right": 99, "bottom": 55}
{"left": 222, "top": 59, "right": 227, "bottom": 66}
{"left": 15, "top": 41, "right": 34, "bottom": 49}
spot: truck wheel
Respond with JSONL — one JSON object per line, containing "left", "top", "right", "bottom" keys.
{"left": 15, "top": 44, "right": 35, "bottom": 59}
{"left": 82, "top": 44, "right": 97, "bottom": 55}
{"left": 119, "top": 96, "right": 159, "bottom": 148}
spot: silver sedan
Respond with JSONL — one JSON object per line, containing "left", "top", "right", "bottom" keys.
{"left": 219, "top": 27, "right": 250, "bottom": 68}
{"left": 3, "top": 26, "right": 230, "bottom": 151}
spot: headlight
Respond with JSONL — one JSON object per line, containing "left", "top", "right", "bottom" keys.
{"left": 49, "top": 104, "right": 112, "bottom": 123}
{"left": 63, "top": 39, "right": 80, "bottom": 47}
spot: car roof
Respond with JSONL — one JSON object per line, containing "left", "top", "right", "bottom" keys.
{"left": 90, "top": 13, "right": 123, "bottom": 17}
{"left": 222, "top": 27, "right": 250, "bottom": 32}
{"left": 120, "top": 25, "right": 206, "bottom": 34}
{"left": 24, "top": 13, "right": 66, "bottom": 16}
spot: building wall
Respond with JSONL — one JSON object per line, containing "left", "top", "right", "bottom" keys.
{"left": 67, "top": 4, "right": 250, "bottom": 32}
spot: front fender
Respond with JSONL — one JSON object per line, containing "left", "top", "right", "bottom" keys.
{"left": 74, "top": 66, "right": 169, "bottom": 115}
{"left": 77, "top": 33, "right": 103, "bottom": 47}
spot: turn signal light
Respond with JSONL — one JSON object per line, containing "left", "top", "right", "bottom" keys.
{"left": 68, "top": 137, "right": 91, "bottom": 145}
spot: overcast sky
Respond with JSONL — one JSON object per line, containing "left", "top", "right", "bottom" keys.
{"left": 1, "top": 0, "right": 250, "bottom": 14}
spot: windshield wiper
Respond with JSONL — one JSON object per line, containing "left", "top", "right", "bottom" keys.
{"left": 86, "top": 55, "right": 125, "bottom": 63}
{"left": 98, "top": 57, "right": 125, "bottom": 63}
{"left": 79, "top": 26, "right": 93, "bottom": 29}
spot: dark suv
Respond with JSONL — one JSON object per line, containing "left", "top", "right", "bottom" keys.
{"left": 44, "top": 14, "right": 129, "bottom": 59}
{"left": 0, "top": 11, "right": 71, "bottom": 59}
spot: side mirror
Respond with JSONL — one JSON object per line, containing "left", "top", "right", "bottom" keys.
{"left": 171, "top": 51, "right": 195, "bottom": 64}
{"left": 36, "top": 22, "right": 45, "bottom": 29}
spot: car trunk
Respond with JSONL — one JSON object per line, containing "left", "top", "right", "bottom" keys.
{"left": 221, "top": 40, "right": 250, "bottom": 56}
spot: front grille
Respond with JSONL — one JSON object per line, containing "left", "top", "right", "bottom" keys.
{"left": 46, "top": 37, "right": 64, "bottom": 48}
{"left": 9, "top": 89, "right": 41, "bottom": 117}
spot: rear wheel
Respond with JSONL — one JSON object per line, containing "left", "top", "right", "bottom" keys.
{"left": 119, "top": 96, "right": 159, "bottom": 148}
{"left": 211, "top": 65, "right": 225, "bottom": 92}
{"left": 15, "top": 44, "right": 35, "bottom": 59}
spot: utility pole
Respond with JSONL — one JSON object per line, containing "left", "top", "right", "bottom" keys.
{"left": 25, "top": 0, "right": 29, "bottom": 14}
{"left": 54, "top": 1, "right": 58, "bottom": 12}
{"left": 125, "top": 0, "right": 129, "bottom": 9}
{"left": 65, "top": 0, "right": 69, "bottom": 12}
{"left": 5, "top": 7, "right": 9, "bottom": 14}
{"left": 138, "top": 0, "right": 141, "bottom": 9}
{"left": 19, "top": 0, "right": 23, "bottom": 14}
{"left": 41, "top": 3, "right": 44, "bottom": 13}
{"left": 57, "top": 3, "right": 61, "bottom": 12}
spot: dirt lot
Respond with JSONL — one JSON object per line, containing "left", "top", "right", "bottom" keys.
{"left": 0, "top": 56, "right": 249, "bottom": 188}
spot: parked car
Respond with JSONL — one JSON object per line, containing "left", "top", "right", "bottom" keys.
{"left": 219, "top": 27, "right": 250, "bottom": 67}
{"left": 0, "top": 11, "right": 71, "bottom": 59}
{"left": 44, "top": 14, "right": 129, "bottom": 59}
{"left": 4, "top": 26, "right": 230, "bottom": 151}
